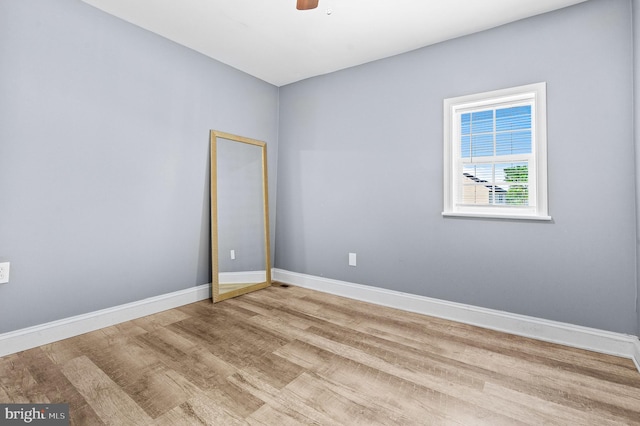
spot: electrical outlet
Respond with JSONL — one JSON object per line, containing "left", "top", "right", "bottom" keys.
{"left": 230, "top": 250, "right": 236, "bottom": 260}
{"left": 0, "top": 262, "right": 10, "bottom": 284}
{"left": 348, "top": 253, "right": 357, "bottom": 267}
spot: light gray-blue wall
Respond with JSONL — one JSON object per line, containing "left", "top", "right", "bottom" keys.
{"left": 0, "top": 0, "right": 278, "bottom": 333}
{"left": 216, "top": 138, "right": 267, "bottom": 273}
{"left": 276, "top": 0, "right": 638, "bottom": 335}
{"left": 634, "top": 0, "right": 640, "bottom": 337}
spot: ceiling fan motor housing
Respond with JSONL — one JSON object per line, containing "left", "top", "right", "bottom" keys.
{"left": 297, "top": 0, "right": 319, "bottom": 10}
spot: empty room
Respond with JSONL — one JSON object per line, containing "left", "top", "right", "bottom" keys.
{"left": 1, "top": 0, "right": 640, "bottom": 424}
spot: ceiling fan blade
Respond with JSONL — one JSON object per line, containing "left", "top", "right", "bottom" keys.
{"left": 297, "top": 0, "right": 319, "bottom": 10}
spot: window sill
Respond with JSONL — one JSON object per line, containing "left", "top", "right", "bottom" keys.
{"left": 442, "top": 212, "right": 552, "bottom": 221}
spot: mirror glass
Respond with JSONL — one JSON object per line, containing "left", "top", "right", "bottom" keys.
{"left": 210, "top": 130, "right": 271, "bottom": 302}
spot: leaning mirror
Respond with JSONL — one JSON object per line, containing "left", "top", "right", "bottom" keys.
{"left": 210, "top": 130, "right": 271, "bottom": 302}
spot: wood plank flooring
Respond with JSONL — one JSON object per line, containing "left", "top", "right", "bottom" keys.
{"left": 1, "top": 284, "right": 639, "bottom": 425}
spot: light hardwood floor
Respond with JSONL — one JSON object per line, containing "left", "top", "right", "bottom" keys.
{"left": 1, "top": 284, "right": 639, "bottom": 425}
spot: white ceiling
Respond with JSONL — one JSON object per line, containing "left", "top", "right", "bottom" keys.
{"left": 81, "top": 0, "right": 588, "bottom": 87}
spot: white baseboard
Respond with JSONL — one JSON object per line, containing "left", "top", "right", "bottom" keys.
{"left": 2, "top": 271, "right": 639, "bottom": 374}
{"left": 0, "top": 283, "right": 211, "bottom": 358}
{"left": 273, "top": 269, "right": 640, "bottom": 373}
{"left": 219, "top": 271, "right": 267, "bottom": 284}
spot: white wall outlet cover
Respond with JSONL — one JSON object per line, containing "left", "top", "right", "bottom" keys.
{"left": 348, "top": 253, "right": 357, "bottom": 266}
{"left": 0, "top": 262, "right": 10, "bottom": 284}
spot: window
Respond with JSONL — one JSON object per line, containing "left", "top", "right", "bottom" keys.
{"left": 443, "top": 82, "right": 550, "bottom": 220}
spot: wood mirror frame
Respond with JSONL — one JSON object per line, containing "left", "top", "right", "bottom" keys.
{"left": 210, "top": 130, "right": 271, "bottom": 302}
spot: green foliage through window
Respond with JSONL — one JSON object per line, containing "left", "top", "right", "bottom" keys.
{"left": 504, "top": 165, "right": 528, "bottom": 205}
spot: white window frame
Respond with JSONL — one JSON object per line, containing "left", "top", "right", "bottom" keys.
{"left": 443, "top": 82, "right": 550, "bottom": 220}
